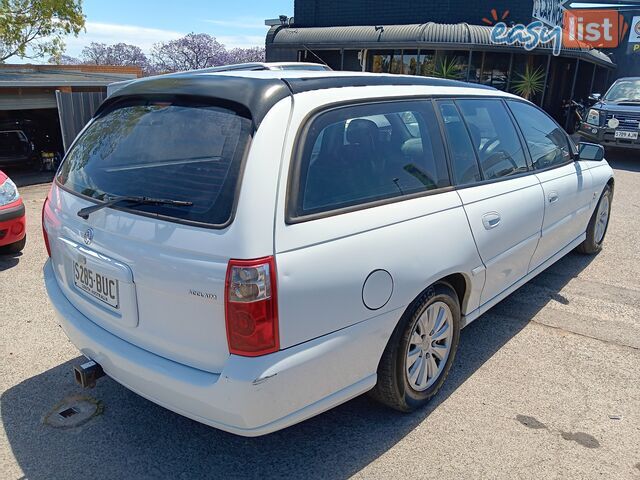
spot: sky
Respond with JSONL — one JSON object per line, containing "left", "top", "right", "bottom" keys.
{"left": 37, "top": 0, "right": 294, "bottom": 61}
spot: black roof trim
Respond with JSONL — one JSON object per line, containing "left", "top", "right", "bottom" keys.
{"left": 96, "top": 74, "right": 292, "bottom": 127}
{"left": 283, "top": 75, "right": 496, "bottom": 94}
{"left": 95, "top": 73, "right": 495, "bottom": 127}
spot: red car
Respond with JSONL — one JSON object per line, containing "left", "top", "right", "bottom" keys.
{"left": 0, "top": 170, "right": 26, "bottom": 254}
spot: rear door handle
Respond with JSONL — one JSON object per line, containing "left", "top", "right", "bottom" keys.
{"left": 548, "top": 192, "right": 559, "bottom": 204}
{"left": 482, "top": 212, "right": 501, "bottom": 230}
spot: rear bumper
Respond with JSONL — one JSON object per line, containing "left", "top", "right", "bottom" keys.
{"left": 0, "top": 203, "right": 26, "bottom": 247}
{"left": 578, "top": 124, "right": 640, "bottom": 150}
{"left": 44, "top": 260, "right": 389, "bottom": 436}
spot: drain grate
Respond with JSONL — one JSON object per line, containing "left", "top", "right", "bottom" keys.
{"left": 45, "top": 396, "right": 103, "bottom": 429}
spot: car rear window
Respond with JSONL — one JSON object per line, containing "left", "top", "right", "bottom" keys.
{"left": 57, "top": 97, "right": 253, "bottom": 227}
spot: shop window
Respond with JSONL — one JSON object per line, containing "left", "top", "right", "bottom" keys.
{"left": 434, "top": 51, "right": 469, "bottom": 81}
{"left": 468, "top": 51, "right": 483, "bottom": 83}
{"left": 418, "top": 50, "right": 436, "bottom": 77}
{"left": 481, "top": 53, "right": 511, "bottom": 91}
{"left": 370, "top": 51, "right": 392, "bottom": 73}
{"left": 402, "top": 50, "right": 419, "bottom": 75}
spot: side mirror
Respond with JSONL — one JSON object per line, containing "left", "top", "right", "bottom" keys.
{"left": 578, "top": 142, "right": 605, "bottom": 161}
{"left": 588, "top": 93, "right": 602, "bottom": 103}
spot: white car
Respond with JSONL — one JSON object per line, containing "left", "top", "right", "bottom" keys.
{"left": 43, "top": 70, "right": 614, "bottom": 436}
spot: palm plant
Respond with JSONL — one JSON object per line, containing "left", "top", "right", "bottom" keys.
{"left": 511, "top": 65, "right": 546, "bottom": 100}
{"left": 433, "top": 57, "right": 462, "bottom": 80}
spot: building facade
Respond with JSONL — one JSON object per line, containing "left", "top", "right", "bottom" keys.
{"left": 266, "top": 0, "right": 639, "bottom": 128}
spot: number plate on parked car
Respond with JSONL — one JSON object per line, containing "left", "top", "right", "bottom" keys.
{"left": 614, "top": 130, "right": 638, "bottom": 140}
{"left": 73, "top": 262, "right": 119, "bottom": 308}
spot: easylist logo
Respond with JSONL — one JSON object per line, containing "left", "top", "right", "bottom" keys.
{"left": 562, "top": 9, "right": 629, "bottom": 48}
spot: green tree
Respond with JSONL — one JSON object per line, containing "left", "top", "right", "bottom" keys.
{"left": 0, "top": 0, "right": 85, "bottom": 63}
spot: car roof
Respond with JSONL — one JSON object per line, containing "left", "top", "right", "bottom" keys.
{"left": 101, "top": 69, "right": 503, "bottom": 128}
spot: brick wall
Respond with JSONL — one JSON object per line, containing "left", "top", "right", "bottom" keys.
{"left": 0, "top": 64, "right": 143, "bottom": 77}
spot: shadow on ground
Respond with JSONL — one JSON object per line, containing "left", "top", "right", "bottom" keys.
{"left": 0, "top": 252, "right": 22, "bottom": 272}
{"left": 1, "top": 251, "right": 595, "bottom": 480}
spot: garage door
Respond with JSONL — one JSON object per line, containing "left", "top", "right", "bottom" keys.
{"left": 56, "top": 91, "right": 106, "bottom": 151}
{"left": 0, "top": 92, "right": 57, "bottom": 110}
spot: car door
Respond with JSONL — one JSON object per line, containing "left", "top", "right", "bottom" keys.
{"left": 438, "top": 98, "right": 545, "bottom": 306}
{"left": 274, "top": 97, "right": 484, "bottom": 349}
{"left": 506, "top": 100, "right": 594, "bottom": 271}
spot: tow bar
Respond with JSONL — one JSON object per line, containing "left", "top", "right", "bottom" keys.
{"left": 73, "top": 360, "right": 105, "bottom": 388}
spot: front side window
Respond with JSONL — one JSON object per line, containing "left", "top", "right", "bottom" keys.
{"left": 507, "top": 100, "right": 573, "bottom": 170}
{"left": 57, "top": 97, "right": 253, "bottom": 226}
{"left": 456, "top": 99, "right": 528, "bottom": 180}
{"left": 291, "top": 101, "right": 450, "bottom": 217}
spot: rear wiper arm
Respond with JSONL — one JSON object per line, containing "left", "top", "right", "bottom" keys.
{"left": 77, "top": 195, "right": 193, "bottom": 220}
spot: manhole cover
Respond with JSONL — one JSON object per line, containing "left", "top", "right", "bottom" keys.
{"left": 44, "top": 396, "right": 103, "bottom": 429}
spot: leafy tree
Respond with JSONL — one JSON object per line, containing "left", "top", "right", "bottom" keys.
{"left": 0, "top": 0, "right": 85, "bottom": 62}
{"left": 151, "top": 33, "right": 229, "bottom": 73}
{"left": 81, "top": 42, "right": 151, "bottom": 73}
{"left": 48, "top": 53, "right": 80, "bottom": 64}
{"left": 227, "top": 46, "right": 265, "bottom": 64}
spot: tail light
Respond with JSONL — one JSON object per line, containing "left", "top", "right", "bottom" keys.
{"left": 42, "top": 197, "right": 51, "bottom": 257}
{"left": 225, "top": 256, "right": 279, "bottom": 356}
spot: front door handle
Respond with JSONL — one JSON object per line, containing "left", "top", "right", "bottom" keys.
{"left": 482, "top": 212, "right": 501, "bottom": 230}
{"left": 548, "top": 192, "right": 559, "bottom": 204}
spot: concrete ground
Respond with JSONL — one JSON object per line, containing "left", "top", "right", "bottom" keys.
{"left": 1, "top": 151, "right": 639, "bottom": 480}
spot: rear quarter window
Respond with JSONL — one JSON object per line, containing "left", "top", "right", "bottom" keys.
{"left": 57, "top": 97, "right": 253, "bottom": 227}
{"left": 289, "top": 100, "right": 450, "bottom": 219}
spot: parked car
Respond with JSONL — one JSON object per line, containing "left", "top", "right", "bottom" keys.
{"left": 578, "top": 76, "right": 640, "bottom": 150}
{"left": 43, "top": 70, "right": 614, "bottom": 436}
{"left": 0, "top": 128, "right": 38, "bottom": 169}
{"left": 0, "top": 170, "right": 26, "bottom": 254}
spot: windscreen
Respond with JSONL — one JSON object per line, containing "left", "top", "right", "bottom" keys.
{"left": 57, "top": 97, "right": 253, "bottom": 226}
{"left": 604, "top": 79, "right": 640, "bottom": 102}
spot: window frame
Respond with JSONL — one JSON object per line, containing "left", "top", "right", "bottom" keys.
{"left": 504, "top": 98, "right": 578, "bottom": 173}
{"left": 433, "top": 96, "right": 536, "bottom": 189}
{"left": 285, "top": 97, "right": 454, "bottom": 224}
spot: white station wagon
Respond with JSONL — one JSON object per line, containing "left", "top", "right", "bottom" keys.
{"left": 43, "top": 70, "right": 614, "bottom": 436}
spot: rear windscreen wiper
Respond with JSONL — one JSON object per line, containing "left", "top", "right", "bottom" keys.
{"left": 77, "top": 195, "right": 193, "bottom": 220}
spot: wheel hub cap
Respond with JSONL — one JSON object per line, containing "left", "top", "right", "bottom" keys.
{"left": 405, "top": 301, "right": 453, "bottom": 392}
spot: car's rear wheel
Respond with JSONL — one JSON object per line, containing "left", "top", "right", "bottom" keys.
{"left": 370, "top": 282, "right": 460, "bottom": 412}
{"left": 577, "top": 185, "right": 612, "bottom": 254}
{"left": 0, "top": 235, "right": 26, "bottom": 255}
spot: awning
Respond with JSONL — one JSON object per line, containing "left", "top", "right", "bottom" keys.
{"left": 270, "top": 23, "right": 615, "bottom": 68}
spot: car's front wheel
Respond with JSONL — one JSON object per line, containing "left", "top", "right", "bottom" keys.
{"left": 370, "top": 282, "right": 461, "bottom": 412}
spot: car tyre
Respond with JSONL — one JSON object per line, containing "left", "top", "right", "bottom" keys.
{"left": 576, "top": 185, "right": 612, "bottom": 255}
{"left": 370, "top": 282, "right": 461, "bottom": 412}
{"left": 0, "top": 235, "right": 26, "bottom": 255}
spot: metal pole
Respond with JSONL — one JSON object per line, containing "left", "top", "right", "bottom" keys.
{"left": 340, "top": 48, "right": 344, "bottom": 71}
{"left": 540, "top": 54, "right": 552, "bottom": 107}
{"left": 506, "top": 53, "right": 514, "bottom": 92}
{"left": 466, "top": 50, "right": 472, "bottom": 82}
{"left": 565, "top": 58, "right": 580, "bottom": 131}
{"left": 589, "top": 63, "right": 596, "bottom": 94}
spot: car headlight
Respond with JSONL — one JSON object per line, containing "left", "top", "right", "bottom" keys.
{"left": 586, "top": 109, "right": 601, "bottom": 126}
{"left": 0, "top": 178, "right": 20, "bottom": 206}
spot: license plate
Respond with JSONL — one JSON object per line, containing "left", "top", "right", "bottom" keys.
{"left": 73, "top": 262, "right": 119, "bottom": 309}
{"left": 614, "top": 130, "right": 638, "bottom": 140}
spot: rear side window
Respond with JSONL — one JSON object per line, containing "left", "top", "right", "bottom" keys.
{"left": 291, "top": 101, "right": 450, "bottom": 218}
{"left": 436, "top": 101, "right": 481, "bottom": 185}
{"left": 57, "top": 97, "right": 253, "bottom": 227}
{"left": 506, "top": 100, "right": 573, "bottom": 170}
{"left": 456, "top": 99, "right": 528, "bottom": 180}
